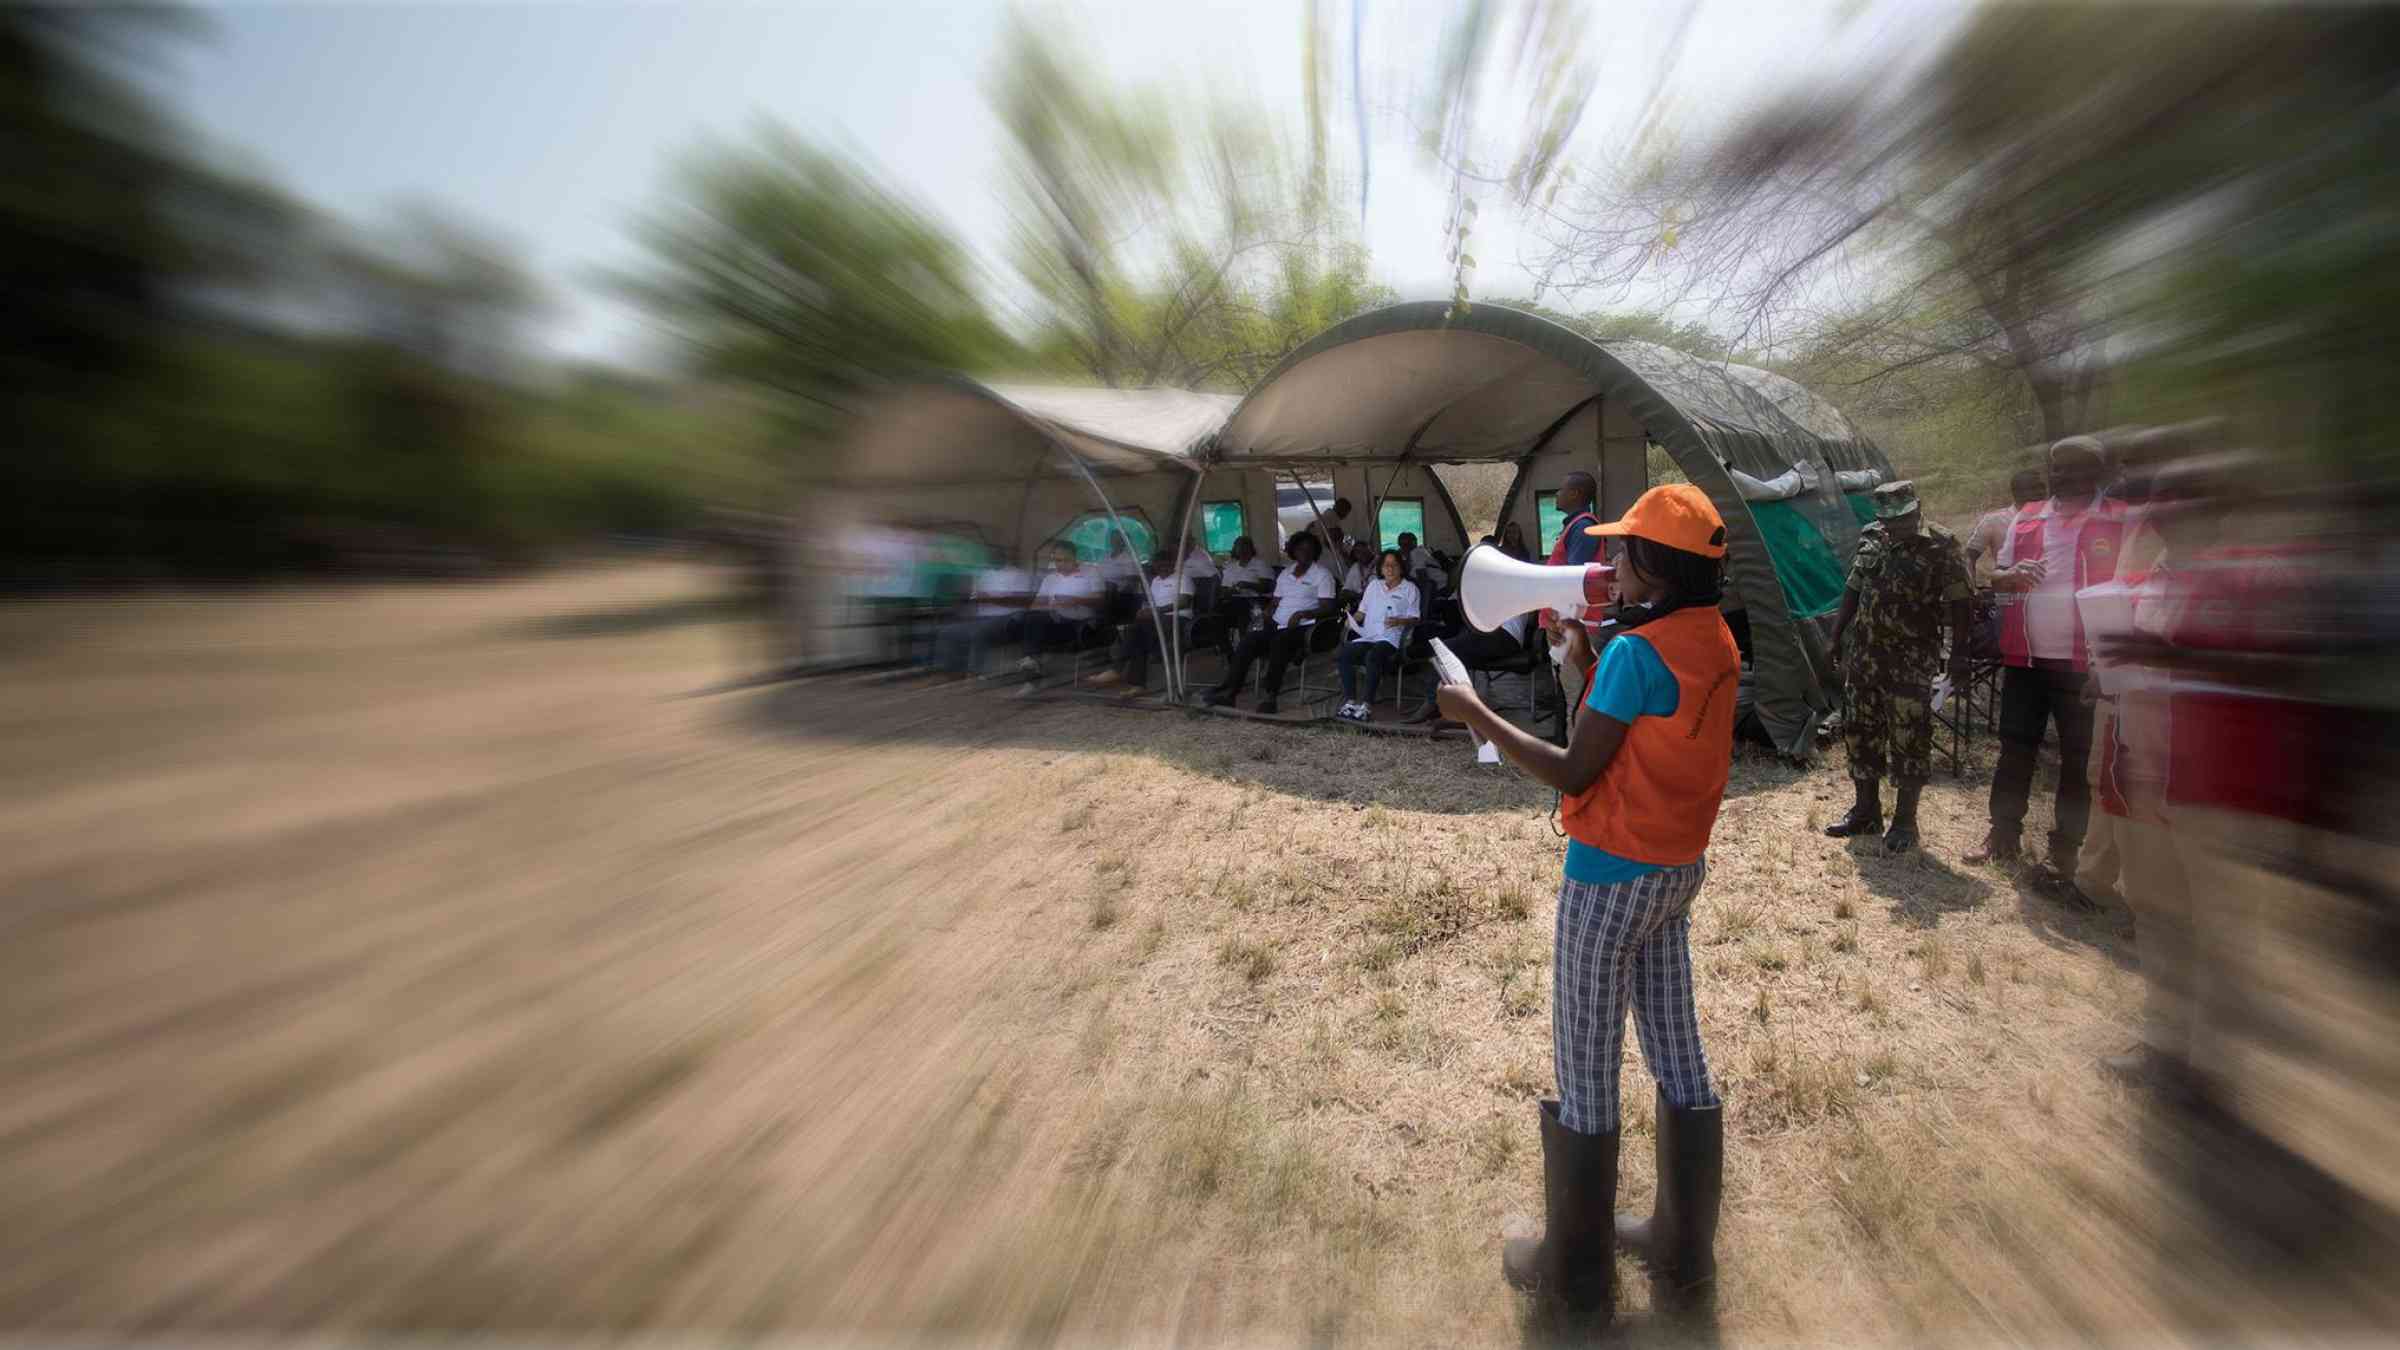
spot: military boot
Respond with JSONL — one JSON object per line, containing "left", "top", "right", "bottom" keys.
{"left": 1884, "top": 782, "right": 1923, "bottom": 853}
{"left": 1824, "top": 777, "right": 1882, "bottom": 837}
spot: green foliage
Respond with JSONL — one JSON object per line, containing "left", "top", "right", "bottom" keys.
{"left": 621, "top": 128, "right": 1014, "bottom": 427}
{"left": 995, "top": 15, "right": 1382, "bottom": 391}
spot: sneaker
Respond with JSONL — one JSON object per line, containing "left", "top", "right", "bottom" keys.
{"left": 1017, "top": 656, "right": 1041, "bottom": 677}
{"left": 1086, "top": 670, "right": 1123, "bottom": 688}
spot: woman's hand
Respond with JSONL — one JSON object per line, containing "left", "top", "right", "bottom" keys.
{"left": 1558, "top": 620, "right": 1595, "bottom": 677}
{"left": 1435, "top": 682, "right": 1483, "bottom": 724}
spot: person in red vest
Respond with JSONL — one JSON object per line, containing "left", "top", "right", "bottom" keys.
{"left": 1540, "top": 471, "right": 1604, "bottom": 726}
{"left": 1436, "top": 484, "right": 1737, "bottom": 1333}
{"left": 1971, "top": 436, "right": 2129, "bottom": 884}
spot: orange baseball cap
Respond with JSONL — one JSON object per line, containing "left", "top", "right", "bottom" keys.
{"left": 1585, "top": 483, "right": 1728, "bottom": 558}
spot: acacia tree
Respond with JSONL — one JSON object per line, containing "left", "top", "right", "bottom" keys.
{"left": 992, "top": 14, "right": 1383, "bottom": 390}
{"left": 622, "top": 129, "right": 1013, "bottom": 426}
{"left": 1520, "top": 5, "right": 2400, "bottom": 446}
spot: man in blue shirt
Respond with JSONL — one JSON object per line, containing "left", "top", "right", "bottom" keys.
{"left": 1543, "top": 472, "right": 1604, "bottom": 726}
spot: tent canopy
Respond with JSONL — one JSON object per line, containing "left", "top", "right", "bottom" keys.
{"left": 1205, "top": 303, "right": 1895, "bottom": 752}
{"left": 812, "top": 305, "right": 1897, "bottom": 752}
{"left": 837, "top": 378, "right": 1236, "bottom": 488}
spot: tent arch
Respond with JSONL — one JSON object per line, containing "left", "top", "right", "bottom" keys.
{"left": 1209, "top": 301, "right": 1894, "bottom": 753}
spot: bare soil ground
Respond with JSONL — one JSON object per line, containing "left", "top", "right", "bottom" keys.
{"left": 1, "top": 562, "right": 2387, "bottom": 1342}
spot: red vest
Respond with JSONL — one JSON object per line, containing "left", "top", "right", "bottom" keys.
{"left": 1561, "top": 606, "right": 1741, "bottom": 866}
{"left": 1997, "top": 498, "right": 2130, "bottom": 670}
{"left": 2162, "top": 546, "right": 2326, "bottom": 825}
{"left": 1540, "top": 510, "right": 1600, "bottom": 630}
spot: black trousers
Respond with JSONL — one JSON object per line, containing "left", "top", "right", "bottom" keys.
{"left": 1413, "top": 626, "right": 1526, "bottom": 710}
{"left": 1022, "top": 610, "right": 1098, "bottom": 659}
{"left": 1116, "top": 622, "right": 1169, "bottom": 686}
{"left": 1218, "top": 623, "right": 1311, "bottom": 697}
{"left": 1990, "top": 661, "right": 2096, "bottom": 854}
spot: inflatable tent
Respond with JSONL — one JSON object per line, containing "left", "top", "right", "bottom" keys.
{"left": 805, "top": 303, "right": 1893, "bottom": 750}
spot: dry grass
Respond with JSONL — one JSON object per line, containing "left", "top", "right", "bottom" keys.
{"left": 2, "top": 561, "right": 2384, "bottom": 1344}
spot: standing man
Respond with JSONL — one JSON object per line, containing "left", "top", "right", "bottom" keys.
{"left": 1824, "top": 481, "right": 1972, "bottom": 853}
{"left": 1311, "top": 496, "right": 1356, "bottom": 562}
{"left": 1966, "top": 468, "right": 2046, "bottom": 587}
{"left": 1971, "top": 436, "right": 2129, "bottom": 881}
{"left": 1541, "top": 471, "right": 1605, "bottom": 727}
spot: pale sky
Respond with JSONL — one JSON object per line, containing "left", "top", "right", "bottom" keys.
{"left": 159, "top": 0, "right": 1957, "bottom": 370}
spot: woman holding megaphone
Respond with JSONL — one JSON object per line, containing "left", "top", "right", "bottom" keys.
{"left": 1435, "top": 483, "right": 1737, "bottom": 1333}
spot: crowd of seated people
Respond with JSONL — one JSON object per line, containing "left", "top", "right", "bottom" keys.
{"left": 914, "top": 521, "right": 1594, "bottom": 726}
{"left": 1199, "top": 531, "right": 1341, "bottom": 715}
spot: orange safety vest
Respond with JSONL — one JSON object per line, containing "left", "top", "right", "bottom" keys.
{"left": 1560, "top": 606, "right": 1741, "bottom": 866}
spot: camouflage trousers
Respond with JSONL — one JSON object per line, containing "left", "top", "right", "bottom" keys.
{"left": 1843, "top": 677, "right": 1935, "bottom": 785}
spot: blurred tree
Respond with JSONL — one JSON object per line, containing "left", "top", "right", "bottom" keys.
{"left": 620, "top": 129, "right": 1013, "bottom": 427}
{"left": 1522, "top": 3, "right": 2400, "bottom": 452}
{"left": 991, "top": 13, "right": 1366, "bottom": 390}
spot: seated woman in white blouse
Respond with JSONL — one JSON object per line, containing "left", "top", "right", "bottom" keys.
{"left": 1335, "top": 548, "right": 1422, "bottom": 722}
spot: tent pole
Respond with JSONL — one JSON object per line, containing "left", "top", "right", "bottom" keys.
{"left": 1168, "top": 466, "right": 1207, "bottom": 702}
{"left": 1059, "top": 446, "right": 1175, "bottom": 706}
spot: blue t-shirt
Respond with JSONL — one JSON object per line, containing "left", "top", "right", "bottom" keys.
{"left": 1562, "top": 632, "right": 1683, "bottom": 884}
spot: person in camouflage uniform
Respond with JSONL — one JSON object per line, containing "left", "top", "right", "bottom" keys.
{"left": 1825, "top": 481, "right": 1972, "bottom": 852}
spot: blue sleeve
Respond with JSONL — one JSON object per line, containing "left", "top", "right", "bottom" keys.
{"left": 1562, "top": 520, "right": 1601, "bottom": 567}
{"left": 1583, "top": 634, "right": 1680, "bottom": 723}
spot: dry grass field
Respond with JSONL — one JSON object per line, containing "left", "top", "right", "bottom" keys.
{"left": 1, "top": 562, "right": 2387, "bottom": 1343}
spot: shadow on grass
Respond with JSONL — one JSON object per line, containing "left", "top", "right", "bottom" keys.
{"left": 736, "top": 659, "right": 1796, "bottom": 819}
{"left": 501, "top": 592, "right": 765, "bottom": 641}
{"left": 1849, "top": 840, "right": 1997, "bottom": 928}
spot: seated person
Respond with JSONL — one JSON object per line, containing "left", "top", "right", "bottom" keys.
{"left": 1213, "top": 535, "right": 1278, "bottom": 654}
{"left": 1200, "top": 532, "right": 1338, "bottom": 715}
{"left": 1500, "top": 521, "right": 1532, "bottom": 561}
{"left": 1180, "top": 533, "right": 1220, "bottom": 587}
{"left": 1016, "top": 543, "right": 1105, "bottom": 690}
{"left": 1339, "top": 540, "right": 1374, "bottom": 607}
{"left": 1335, "top": 547, "right": 1422, "bottom": 722}
{"left": 1088, "top": 550, "right": 1191, "bottom": 692}
{"left": 1096, "top": 534, "right": 1140, "bottom": 592}
{"left": 1397, "top": 531, "right": 1450, "bottom": 594}
{"left": 930, "top": 551, "right": 1032, "bottom": 677}
{"left": 1401, "top": 605, "right": 1538, "bottom": 725}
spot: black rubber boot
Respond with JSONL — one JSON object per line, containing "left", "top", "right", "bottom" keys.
{"left": 1883, "top": 782, "right": 1923, "bottom": 853}
{"left": 1502, "top": 1100, "right": 1619, "bottom": 1331}
{"left": 1615, "top": 1089, "right": 1724, "bottom": 1319}
{"left": 1823, "top": 777, "right": 1883, "bottom": 838}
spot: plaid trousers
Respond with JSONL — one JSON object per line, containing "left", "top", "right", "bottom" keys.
{"left": 1553, "top": 861, "right": 1719, "bottom": 1135}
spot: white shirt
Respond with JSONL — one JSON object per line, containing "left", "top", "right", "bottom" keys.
{"left": 1408, "top": 545, "right": 1447, "bottom": 590}
{"left": 970, "top": 565, "right": 1032, "bottom": 618}
{"left": 1181, "top": 545, "right": 1219, "bottom": 580}
{"left": 2021, "top": 498, "right": 2101, "bottom": 661}
{"left": 1353, "top": 577, "right": 1421, "bottom": 647}
{"left": 1143, "top": 572, "right": 1192, "bottom": 612}
{"left": 1270, "top": 562, "right": 1338, "bottom": 628}
{"left": 1222, "top": 557, "right": 1276, "bottom": 591}
{"left": 1036, "top": 568, "right": 1103, "bottom": 622}
{"left": 2113, "top": 566, "right": 2181, "bottom": 795}
{"left": 1341, "top": 561, "right": 1367, "bottom": 594}
{"left": 1097, "top": 553, "right": 1140, "bottom": 592}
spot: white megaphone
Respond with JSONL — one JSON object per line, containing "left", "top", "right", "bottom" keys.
{"left": 1457, "top": 543, "right": 1616, "bottom": 633}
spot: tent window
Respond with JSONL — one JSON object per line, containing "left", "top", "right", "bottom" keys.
{"left": 1054, "top": 511, "right": 1156, "bottom": 563}
{"left": 1377, "top": 498, "right": 1426, "bottom": 550}
{"left": 1200, "top": 500, "right": 1246, "bottom": 557}
{"left": 1536, "top": 491, "right": 1566, "bottom": 556}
